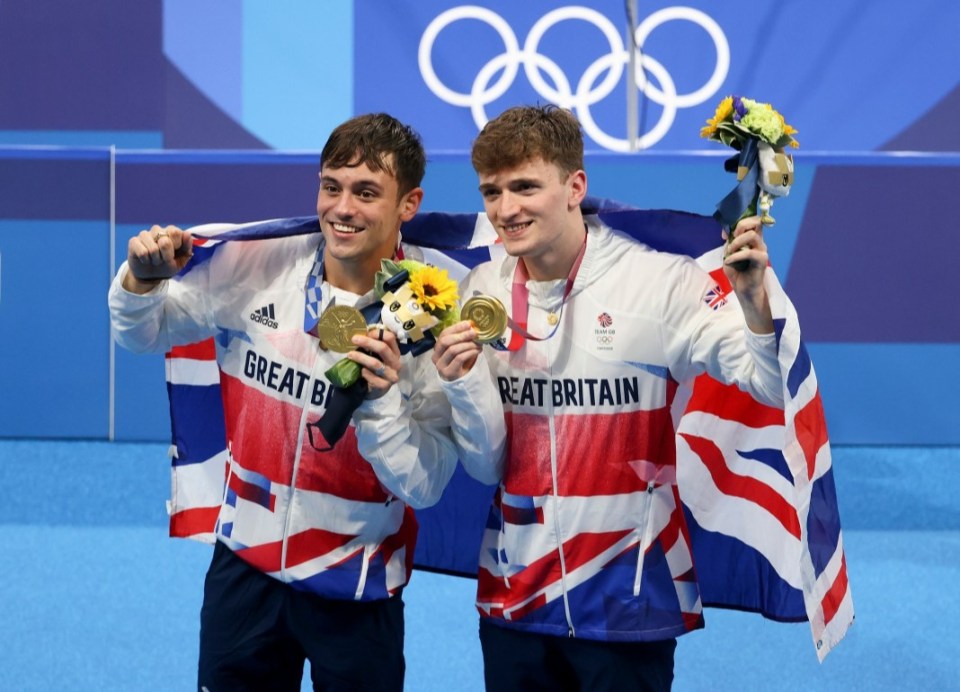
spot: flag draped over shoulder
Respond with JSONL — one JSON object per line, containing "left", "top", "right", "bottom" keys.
{"left": 162, "top": 200, "right": 852, "bottom": 660}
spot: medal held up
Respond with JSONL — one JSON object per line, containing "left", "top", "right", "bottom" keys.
{"left": 321, "top": 259, "right": 461, "bottom": 389}
{"left": 461, "top": 295, "right": 508, "bottom": 345}
{"left": 700, "top": 95, "right": 799, "bottom": 269}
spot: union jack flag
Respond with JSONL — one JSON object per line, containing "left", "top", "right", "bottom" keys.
{"left": 161, "top": 200, "right": 852, "bottom": 660}
{"left": 704, "top": 274, "right": 729, "bottom": 310}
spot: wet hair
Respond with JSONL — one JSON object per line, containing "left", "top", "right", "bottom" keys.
{"left": 320, "top": 113, "right": 426, "bottom": 197}
{"left": 471, "top": 105, "right": 584, "bottom": 177}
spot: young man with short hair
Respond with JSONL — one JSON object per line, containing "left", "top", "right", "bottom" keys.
{"left": 110, "top": 113, "right": 500, "bottom": 690}
{"left": 433, "top": 105, "right": 785, "bottom": 691}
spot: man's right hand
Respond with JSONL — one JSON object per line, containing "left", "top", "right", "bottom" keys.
{"left": 432, "top": 321, "right": 482, "bottom": 382}
{"left": 123, "top": 225, "right": 194, "bottom": 294}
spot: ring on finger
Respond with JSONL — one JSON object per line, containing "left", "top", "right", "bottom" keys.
{"left": 374, "top": 364, "right": 386, "bottom": 378}
{"left": 154, "top": 230, "right": 168, "bottom": 241}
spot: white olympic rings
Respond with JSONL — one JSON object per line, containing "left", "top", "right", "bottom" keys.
{"left": 418, "top": 5, "right": 730, "bottom": 151}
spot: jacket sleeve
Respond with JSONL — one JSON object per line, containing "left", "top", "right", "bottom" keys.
{"left": 352, "top": 354, "right": 461, "bottom": 510}
{"left": 439, "top": 350, "right": 507, "bottom": 486}
{"left": 108, "top": 262, "right": 217, "bottom": 354}
{"left": 661, "top": 257, "right": 784, "bottom": 408}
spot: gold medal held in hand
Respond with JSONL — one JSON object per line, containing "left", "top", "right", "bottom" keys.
{"left": 461, "top": 295, "right": 508, "bottom": 344}
{"left": 317, "top": 305, "right": 367, "bottom": 353}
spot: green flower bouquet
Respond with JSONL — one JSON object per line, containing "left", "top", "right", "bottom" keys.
{"left": 700, "top": 95, "right": 799, "bottom": 256}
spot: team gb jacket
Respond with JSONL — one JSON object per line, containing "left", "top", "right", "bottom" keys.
{"left": 109, "top": 229, "right": 497, "bottom": 601}
{"left": 453, "top": 218, "right": 783, "bottom": 641}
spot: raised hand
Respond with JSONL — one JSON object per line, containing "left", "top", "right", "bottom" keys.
{"left": 723, "top": 216, "right": 774, "bottom": 334}
{"left": 123, "top": 225, "right": 194, "bottom": 292}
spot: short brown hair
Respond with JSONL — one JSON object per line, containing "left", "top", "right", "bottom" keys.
{"left": 320, "top": 113, "right": 426, "bottom": 197}
{"left": 471, "top": 105, "right": 584, "bottom": 177}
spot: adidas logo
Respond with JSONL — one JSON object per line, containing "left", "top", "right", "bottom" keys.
{"left": 250, "top": 303, "right": 279, "bottom": 329}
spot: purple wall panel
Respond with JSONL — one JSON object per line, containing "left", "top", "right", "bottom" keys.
{"left": 882, "top": 84, "right": 960, "bottom": 151}
{"left": 785, "top": 165, "right": 960, "bottom": 342}
{"left": 0, "top": 0, "right": 163, "bottom": 130}
{"left": 162, "top": 60, "right": 268, "bottom": 150}
{"left": 0, "top": 158, "right": 110, "bottom": 220}
{"left": 115, "top": 161, "right": 319, "bottom": 226}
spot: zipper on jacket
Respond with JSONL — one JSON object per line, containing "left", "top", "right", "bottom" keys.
{"left": 216, "top": 441, "right": 236, "bottom": 537}
{"left": 549, "top": 411, "right": 576, "bottom": 636}
{"left": 633, "top": 481, "right": 657, "bottom": 596}
{"left": 279, "top": 353, "right": 322, "bottom": 581}
{"left": 542, "top": 316, "right": 577, "bottom": 637}
{"left": 500, "top": 491, "right": 511, "bottom": 589}
{"left": 354, "top": 544, "right": 372, "bottom": 600}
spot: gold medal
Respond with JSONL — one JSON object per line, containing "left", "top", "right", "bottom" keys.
{"left": 317, "top": 305, "right": 367, "bottom": 353}
{"left": 461, "top": 295, "right": 508, "bottom": 344}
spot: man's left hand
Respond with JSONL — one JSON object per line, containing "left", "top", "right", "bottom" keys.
{"left": 348, "top": 327, "right": 401, "bottom": 399}
{"left": 723, "top": 216, "right": 774, "bottom": 334}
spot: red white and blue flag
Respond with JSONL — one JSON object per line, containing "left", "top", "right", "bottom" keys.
{"left": 162, "top": 201, "right": 852, "bottom": 660}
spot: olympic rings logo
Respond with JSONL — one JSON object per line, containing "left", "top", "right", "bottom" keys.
{"left": 418, "top": 5, "right": 729, "bottom": 151}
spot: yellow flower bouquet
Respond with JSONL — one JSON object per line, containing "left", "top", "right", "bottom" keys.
{"left": 700, "top": 95, "right": 799, "bottom": 151}
{"left": 700, "top": 96, "right": 799, "bottom": 252}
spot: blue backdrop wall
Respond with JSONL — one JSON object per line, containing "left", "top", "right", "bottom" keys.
{"left": 1, "top": 0, "right": 958, "bottom": 445}
{"left": 3, "top": 0, "right": 958, "bottom": 152}
{"left": 2, "top": 149, "right": 957, "bottom": 445}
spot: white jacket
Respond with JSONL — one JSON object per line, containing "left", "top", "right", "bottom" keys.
{"left": 109, "top": 228, "right": 497, "bottom": 600}
{"left": 454, "top": 218, "right": 782, "bottom": 640}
